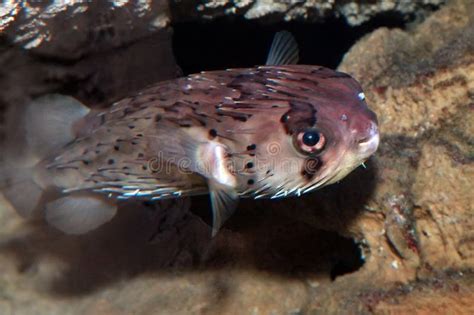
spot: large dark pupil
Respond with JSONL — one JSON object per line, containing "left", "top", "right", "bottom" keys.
{"left": 302, "top": 131, "right": 320, "bottom": 146}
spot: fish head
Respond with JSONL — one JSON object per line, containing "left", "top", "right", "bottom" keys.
{"left": 238, "top": 66, "right": 379, "bottom": 197}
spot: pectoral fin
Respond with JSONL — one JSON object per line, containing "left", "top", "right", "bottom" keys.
{"left": 209, "top": 180, "right": 239, "bottom": 237}
{"left": 153, "top": 124, "right": 239, "bottom": 236}
{"left": 45, "top": 194, "right": 117, "bottom": 234}
{"left": 153, "top": 125, "right": 237, "bottom": 187}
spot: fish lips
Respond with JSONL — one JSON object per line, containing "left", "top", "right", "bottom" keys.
{"left": 356, "top": 121, "right": 380, "bottom": 160}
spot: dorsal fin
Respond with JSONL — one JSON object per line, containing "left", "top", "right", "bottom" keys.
{"left": 266, "top": 31, "right": 299, "bottom": 66}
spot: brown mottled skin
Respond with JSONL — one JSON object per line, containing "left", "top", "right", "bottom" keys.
{"left": 38, "top": 65, "right": 378, "bottom": 201}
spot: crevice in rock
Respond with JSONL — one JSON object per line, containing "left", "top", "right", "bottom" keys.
{"left": 173, "top": 14, "right": 410, "bottom": 75}
{"left": 329, "top": 237, "right": 365, "bottom": 280}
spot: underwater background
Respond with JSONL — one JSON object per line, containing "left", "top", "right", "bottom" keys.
{"left": 0, "top": 1, "right": 473, "bottom": 314}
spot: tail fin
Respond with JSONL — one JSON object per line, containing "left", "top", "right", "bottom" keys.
{"left": 1, "top": 94, "right": 90, "bottom": 218}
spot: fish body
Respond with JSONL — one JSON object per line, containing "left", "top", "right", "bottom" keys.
{"left": 1, "top": 33, "right": 379, "bottom": 235}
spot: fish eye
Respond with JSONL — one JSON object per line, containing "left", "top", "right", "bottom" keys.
{"left": 295, "top": 129, "right": 326, "bottom": 154}
{"left": 303, "top": 130, "right": 320, "bottom": 146}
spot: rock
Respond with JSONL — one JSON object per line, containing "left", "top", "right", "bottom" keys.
{"left": 312, "top": 0, "right": 473, "bottom": 311}
{"left": 339, "top": 1, "right": 473, "bottom": 137}
{"left": 1, "top": 0, "right": 444, "bottom": 66}
{"left": 0, "top": 0, "right": 473, "bottom": 314}
{"left": 0, "top": 1, "right": 171, "bottom": 59}
{"left": 337, "top": 0, "right": 473, "bottom": 275}
{"left": 172, "top": 0, "right": 446, "bottom": 26}
{"left": 413, "top": 142, "right": 473, "bottom": 271}
{"left": 0, "top": 12, "right": 179, "bottom": 141}
{"left": 352, "top": 271, "right": 474, "bottom": 314}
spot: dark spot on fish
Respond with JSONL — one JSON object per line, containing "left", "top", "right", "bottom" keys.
{"left": 209, "top": 129, "right": 217, "bottom": 139}
{"left": 272, "top": 105, "right": 278, "bottom": 108}
{"left": 310, "top": 67, "right": 324, "bottom": 73}
{"left": 108, "top": 159, "right": 114, "bottom": 165}
{"left": 136, "top": 133, "right": 143, "bottom": 137}
{"left": 138, "top": 153, "right": 144, "bottom": 158}
{"left": 164, "top": 107, "right": 179, "bottom": 113}
{"left": 129, "top": 125, "right": 135, "bottom": 129}
{"left": 247, "top": 144, "right": 256, "bottom": 151}
{"left": 325, "top": 72, "right": 351, "bottom": 79}
{"left": 122, "top": 166, "right": 130, "bottom": 170}
{"left": 114, "top": 145, "right": 120, "bottom": 151}
{"left": 247, "top": 179, "right": 255, "bottom": 185}
{"left": 281, "top": 101, "right": 318, "bottom": 135}
{"left": 155, "top": 114, "right": 162, "bottom": 122}
{"left": 131, "top": 141, "right": 138, "bottom": 145}
{"left": 142, "top": 165, "right": 147, "bottom": 170}
{"left": 216, "top": 108, "right": 251, "bottom": 122}
{"left": 193, "top": 116, "right": 207, "bottom": 127}
{"left": 233, "top": 116, "right": 247, "bottom": 122}
{"left": 82, "top": 160, "right": 90, "bottom": 165}
{"left": 302, "top": 158, "right": 321, "bottom": 180}
{"left": 246, "top": 162, "right": 254, "bottom": 168}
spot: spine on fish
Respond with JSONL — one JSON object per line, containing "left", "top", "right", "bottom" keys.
{"left": 0, "top": 94, "right": 120, "bottom": 236}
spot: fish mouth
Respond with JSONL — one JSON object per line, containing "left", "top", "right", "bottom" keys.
{"left": 357, "top": 132, "right": 380, "bottom": 158}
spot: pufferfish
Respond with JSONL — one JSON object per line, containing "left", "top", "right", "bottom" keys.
{"left": 1, "top": 32, "right": 379, "bottom": 236}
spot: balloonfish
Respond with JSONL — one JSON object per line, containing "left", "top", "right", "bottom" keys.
{"left": 1, "top": 32, "right": 379, "bottom": 236}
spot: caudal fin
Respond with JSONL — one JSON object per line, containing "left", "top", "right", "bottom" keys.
{"left": 1, "top": 94, "right": 90, "bottom": 218}
{"left": 1, "top": 167, "right": 44, "bottom": 217}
